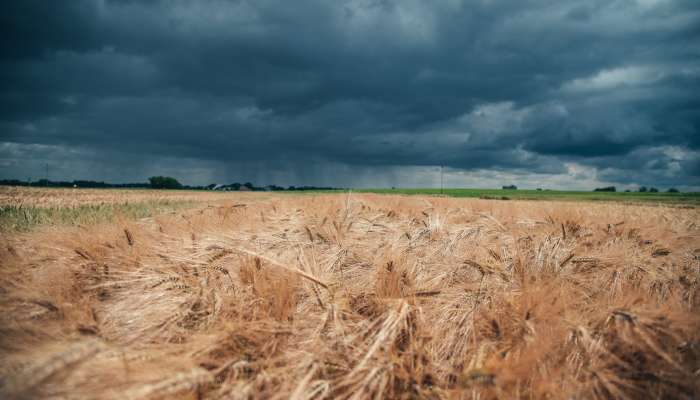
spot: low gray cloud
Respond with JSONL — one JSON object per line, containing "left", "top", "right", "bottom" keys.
{"left": 1, "top": 0, "right": 699, "bottom": 189}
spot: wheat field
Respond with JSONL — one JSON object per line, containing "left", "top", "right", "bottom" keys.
{"left": 0, "top": 189, "right": 698, "bottom": 399}
{"left": 0, "top": 187, "right": 271, "bottom": 232}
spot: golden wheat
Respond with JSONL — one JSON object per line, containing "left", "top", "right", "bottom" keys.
{"left": 0, "top": 190, "right": 698, "bottom": 399}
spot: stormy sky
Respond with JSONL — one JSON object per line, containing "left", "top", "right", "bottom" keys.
{"left": 1, "top": 0, "right": 699, "bottom": 190}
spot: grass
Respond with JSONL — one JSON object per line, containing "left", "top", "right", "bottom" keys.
{"left": 1, "top": 192, "right": 698, "bottom": 399}
{"left": 358, "top": 188, "right": 700, "bottom": 204}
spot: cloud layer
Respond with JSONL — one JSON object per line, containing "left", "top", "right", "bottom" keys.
{"left": 1, "top": 0, "right": 699, "bottom": 189}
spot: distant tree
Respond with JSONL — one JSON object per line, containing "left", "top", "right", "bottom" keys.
{"left": 649, "top": 187, "right": 659, "bottom": 193}
{"left": 667, "top": 188, "right": 679, "bottom": 193}
{"left": 502, "top": 185, "right": 517, "bottom": 190}
{"left": 594, "top": 186, "right": 616, "bottom": 192}
{"left": 624, "top": 189, "right": 631, "bottom": 192}
{"left": 639, "top": 186, "right": 647, "bottom": 192}
{"left": 0, "top": 179, "right": 28, "bottom": 187}
{"left": 148, "top": 176, "right": 182, "bottom": 189}
{"left": 243, "top": 182, "right": 254, "bottom": 190}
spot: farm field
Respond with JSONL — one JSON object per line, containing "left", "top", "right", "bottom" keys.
{"left": 359, "top": 188, "right": 700, "bottom": 205}
{"left": 0, "top": 186, "right": 271, "bottom": 232}
{"left": 1, "top": 188, "right": 699, "bottom": 399}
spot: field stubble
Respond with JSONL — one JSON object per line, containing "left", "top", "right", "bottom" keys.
{"left": 0, "top": 189, "right": 699, "bottom": 399}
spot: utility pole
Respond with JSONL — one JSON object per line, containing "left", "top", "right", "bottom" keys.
{"left": 45, "top": 163, "right": 49, "bottom": 186}
{"left": 440, "top": 165, "right": 444, "bottom": 195}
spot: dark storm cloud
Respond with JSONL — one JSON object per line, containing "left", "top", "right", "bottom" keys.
{"left": 1, "top": 0, "right": 699, "bottom": 188}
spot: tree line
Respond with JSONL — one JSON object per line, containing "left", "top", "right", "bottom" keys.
{"left": 593, "top": 186, "right": 679, "bottom": 193}
{"left": 0, "top": 177, "right": 683, "bottom": 193}
{"left": 0, "top": 176, "right": 341, "bottom": 191}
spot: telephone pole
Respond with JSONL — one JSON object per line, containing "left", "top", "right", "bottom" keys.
{"left": 45, "top": 163, "right": 49, "bottom": 186}
{"left": 440, "top": 165, "right": 444, "bottom": 195}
